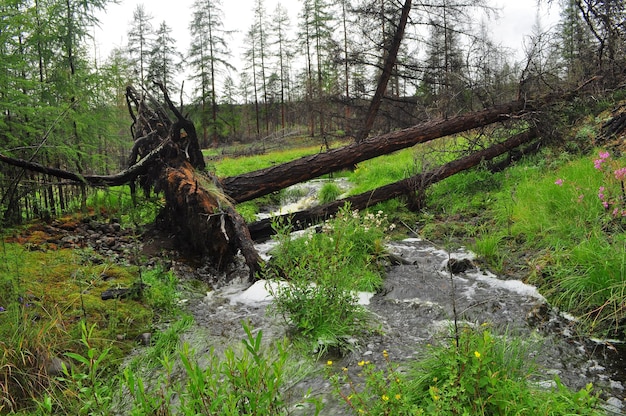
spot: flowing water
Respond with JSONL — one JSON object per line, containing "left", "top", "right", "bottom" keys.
{"left": 178, "top": 237, "right": 626, "bottom": 415}
{"left": 149, "top": 179, "right": 626, "bottom": 415}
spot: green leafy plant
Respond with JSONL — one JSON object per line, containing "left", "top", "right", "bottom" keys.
{"left": 407, "top": 327, "right": 600, "bottom": 415}
{"left": 37, "top": 321, "right": 114, "bottom": 416}
{"left": 327, "top": 351, "right": 424, "bottom": 415}
{"left": 123, "top": 321, "right": 312, "bottom": 415}
{"left": 328, "top": 327, "right": 602, "bottom": 415}
{"left": 266, "top": 204, "right": 392, "bottom": 354}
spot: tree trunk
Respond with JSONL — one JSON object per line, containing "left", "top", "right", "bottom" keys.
{"left": 355, "top": 0, "right": 412, "bottom": 142}
{"left": 221, "top": 98, "right": 530, "bottom": 203}
{"left": 247, "top": 128, "right": 538, "bottom": 240}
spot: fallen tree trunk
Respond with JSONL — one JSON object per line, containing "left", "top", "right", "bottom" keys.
{"left": 221, "top": 99, "right": 530, "bottom": 202}
{"left": 247, "top": 128, "right": 539, "bottom": 241}
{"left": 222, "top": 78, "right": 604, "bottom": 204}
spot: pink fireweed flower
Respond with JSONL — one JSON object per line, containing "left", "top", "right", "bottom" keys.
{"left": 598, "top": 186, "right": 605, "bottom": 200}
{"left": 594, "top": 159, "right": 603, "bottom": 169}
{"left": 614, "top": 167, "right": 626, "bottom": 181}
{"left": 555, "top": 179, "right": 564, "bottom": 186}
{"left": 603, "top": 201, "right": 609, "bottom": 209}
{"left": 599, "top": 151, "right": 610, "bottom": 159}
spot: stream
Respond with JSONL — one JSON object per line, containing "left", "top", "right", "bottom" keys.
{"left": 153, "top": 180, "right": 626, "bottom": 414}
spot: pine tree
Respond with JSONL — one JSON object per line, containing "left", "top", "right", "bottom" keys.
{"left": 148, "top": 21, "right": 182, "bottom": 96}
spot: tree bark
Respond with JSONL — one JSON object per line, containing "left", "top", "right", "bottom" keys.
{"left": 247, "top": 128, "right": 538, "bottom": 241}
{"left": 355, "top": 0, "right": 412, "bottom": 142}
{"left": 222, "top": 98, "right": 530, "bottom": 203}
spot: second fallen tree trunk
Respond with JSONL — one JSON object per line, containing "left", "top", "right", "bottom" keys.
{"left": 247, "top": 128, "right": 539, "bottom": 241}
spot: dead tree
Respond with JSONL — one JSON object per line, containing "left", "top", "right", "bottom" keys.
{"left": 247, "top": 128, "right": 539, "bottom": 240}
{"left": 355, "top": 0, "right": 412, "bottom": 143}
{"left": 124, "top": 84, "right": 262, "bottom": 278}
{"left": 221, "top": 98, "right": 531, "bottom": 202}
{"left": 0, "top": 81, "right": 595, "bottom": 278}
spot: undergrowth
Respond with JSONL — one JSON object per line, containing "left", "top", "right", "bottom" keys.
{"left": 0, "top": 215, "right": 179, "bottom": 413}
{"left": 328, "top": 326, "right": 601, "bottom": 415}
{"left": 266, "top": 203, "right": 393, "bottom": 354}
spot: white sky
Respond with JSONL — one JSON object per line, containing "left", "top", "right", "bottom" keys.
{"left": 92, "top": 0, "right": 558, "bottom": 91}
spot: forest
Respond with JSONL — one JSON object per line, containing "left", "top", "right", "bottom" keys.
{"left": 2, "top": 0, "right": 624, "bottom": 225}
{"left": 1, "top": 0, "right": 626, "bottom": 414}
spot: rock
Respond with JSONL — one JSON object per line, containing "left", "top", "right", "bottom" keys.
{"left": 46, "top": 355, "right": 68, "bottom": 376}
{"left": 445, "top": 258, "right": 475, "bottom": 274}
{"left": 137, "top": 332, "right": 152, "bottom": 346}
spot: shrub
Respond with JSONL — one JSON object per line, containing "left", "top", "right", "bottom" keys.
{"left": 267, "top": 204, "right": 393, "bottom": 354}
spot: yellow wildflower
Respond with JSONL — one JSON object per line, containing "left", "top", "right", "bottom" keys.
{"left": 474, "top": 351, "right": 481, "bottom": 359}
{"left": 358, "top": 360, "right": 365, "bottom": 366}
{"left": 382, "top": 350, "right": 389, "bottom": 358}
{"left": 382, "top": 394, "right": 389, "bottom": 402}
{"left": 327, "top": 360, "right": 333, "bottom": 366}
{"left": 395, "top": 394, "right": 401, "bottom": 400}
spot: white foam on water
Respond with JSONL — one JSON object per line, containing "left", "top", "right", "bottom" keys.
{"left": 465, "top": 269, "right": 546, "bottom": 302}
{"left": 356, "top": 291, "right": 375, "bottom": 305}
{"left": 228, "top": 279, "right": 284, "bottom": 305}
{"left": 224, "top": 279, "right": 375, "bottom": 307}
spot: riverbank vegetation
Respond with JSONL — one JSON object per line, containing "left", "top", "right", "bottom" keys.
{"left": 2, "top": 102, "right": 623, "bottom": 413}
{"left": 2, "top": 0, "right": 626, "bottom": 412}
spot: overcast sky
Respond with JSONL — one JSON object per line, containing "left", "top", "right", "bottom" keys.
{"left": 92, "top": 0, "right": 558, "bottom": 90}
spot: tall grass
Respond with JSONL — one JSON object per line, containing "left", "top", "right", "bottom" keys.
{"left": 439, "top": 149, "right": 626, "bottom": 337}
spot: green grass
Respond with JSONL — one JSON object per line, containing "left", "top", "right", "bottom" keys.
{"left": 427, "top": 147, "right": 626, "bottom": 337}
{"left": 328, "top": 326, "right": 601, "bottom": 415}
{"left": 213, "top": 145, "right": 327, "bottom": 177}
{"left": 317, "top": 182, "right": 343, "bottom": 204}
{"left": 347, "top": 149, "right": 418, "bottom": 195}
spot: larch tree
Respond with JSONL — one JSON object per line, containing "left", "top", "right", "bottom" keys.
{"left": 253, "top": 0, "right": 271, "bottom": 134}
{"left": 242, "top": 25, "right": 262, "bottom": 139}
{"left": 421, "top": 0, "right": 470, "bottom": 117}
{"left": 298, "top": 0, "right": 337, "bottom": 147}
{"left": 221, "top": 75, "right": 241, "bottom": 139}
{"left": 188, "top": 0, "right": 233, "bottom": 148}
{"left": 127, "top": 4, "right": 154, "bottom": 91}
{"left": 573, "top": 0, "right": 626, "bottom": 76}
{"left": 1, "top": 0, "right": 113, "bottom": 224}
{"left": 148, "top": 21, "right": 181, "bottom": 97}
{"left": 269, "top": 3, "right": 293, "bottom": 131}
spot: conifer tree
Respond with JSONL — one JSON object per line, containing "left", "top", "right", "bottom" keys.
{"left": 188, "top": 0, "right": 234, "bottom": 148}
{"left": 127, "top": 4, "right": 154, "bottom": 90}
{"left": 148, "top": 21, "right": 181, "bottom": 96}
